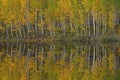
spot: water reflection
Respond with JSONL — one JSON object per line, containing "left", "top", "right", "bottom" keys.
{"left": 0, "top": 43, "right": 120, "bottom": 80}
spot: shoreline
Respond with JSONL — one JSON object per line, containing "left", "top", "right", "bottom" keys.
{"left": 0, "top": 35, "right": 120, "bottom": 44}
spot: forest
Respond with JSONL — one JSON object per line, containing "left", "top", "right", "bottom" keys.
{"left": 0, "top": 0, "right": 120, "bottom": 41}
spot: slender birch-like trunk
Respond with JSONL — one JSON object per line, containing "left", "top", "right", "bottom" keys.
{"left": 88, "top": 13, "right": 91, "bottom": 36}
{"left": 40, "top": 10, "right": 44, "bottom": 35}
{"left": 92, "top": 10, "right": 96, "bottom": 36}
{"left": 70, "top": 17, "right": 73, "bottom": 34}
{"left": 6, "top": 26, "right": 9, "bottom": 39}
{"left": 92, "top": 46, "right": 96, "bottom": 71}
{"left": 35, "top": 9, "right": 38, "bottom": 37}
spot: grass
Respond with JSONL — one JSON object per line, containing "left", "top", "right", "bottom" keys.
{"left": 101, "top": 35, "right": 120, "bottom": 43}
{"left": 0, "top": 34, "right": 120, "bottom": 44}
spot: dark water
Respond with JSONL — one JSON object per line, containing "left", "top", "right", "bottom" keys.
{"left": 0, "top": 43, "right": 120, "bottom": 80}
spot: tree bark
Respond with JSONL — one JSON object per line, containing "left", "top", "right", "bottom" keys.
{"left": 92, "top": 10, "right": 96, "bottom": 36}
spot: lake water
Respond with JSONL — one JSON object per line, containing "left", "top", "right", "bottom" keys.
{"left": 0, "top": 43, "right": 120, "bottom": 80}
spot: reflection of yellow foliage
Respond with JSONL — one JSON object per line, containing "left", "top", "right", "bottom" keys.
{"left": 109, "top": 53, "right": 114, "bottom": 75}
{"left": 117, "top": 26, "right": 120, "bottom": 34}
{"left": 0, "top": 52, "right": 4, "bottom": 56}
{"left": 20, "top": 70, "right": 27, "bottom": 80}
{"left": 92, "top": 59, "right": 101, "bottom": 80}
{"left": 29, "top": 58, "right": 35, "bottom": 70}
{"left": 0, "top": 47, "right": 118, "bottom": 80}
{"left": 81, "top": 69, "right": 92, "bottom": 80}
{"left": 59, "top": 67, "right": 72, "bottom": 80}
{"left": 118, "top": 48, "right": 120, "bottom": 53}
{"left": 2, "top": 76, "right": 8, "bottom": 80}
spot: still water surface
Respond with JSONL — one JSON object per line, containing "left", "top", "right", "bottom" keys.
{"left": 0, "top": 43, "right": 120, "bottom": 80}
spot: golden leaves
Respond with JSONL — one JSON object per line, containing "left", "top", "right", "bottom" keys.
{"left": 109, "top": 11, "right": 115, "bottom": 29}
{"left": 109, "top": 54, "right": 115, "bottom": 70}
{"left": 29, "top": 11, "right": 35, "bottom": 24}
{"left": 19, "top": 0, "right": 27, "bottom": 9}
{"left": 2, "top": 0, "right": 7, "bottom": 6}
{"left": 59, "top": 0, "right": 72, "bottom": 17}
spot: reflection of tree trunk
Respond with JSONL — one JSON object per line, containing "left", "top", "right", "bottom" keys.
{"left": 117, "top": 55, "right": 120, "bottom": 68}
{"left": 50, "top": 44, "right": 53, "bottom": 56}
{"left": 38, "top": 45, "right": 40, "bottom": 68}
{"left": 10, "top": 45, "right": 13, "bottom": 58}
{"left": 49, "top": 43, "right": 53, "bottom": 60}
{"left": 63, "top": 46, "right": 66, "bottom": 61}
{"left": 40, "top": 47, "right": 44, "bottom": 71}
{"left": 76, "top": 45, "right": 79, "bottom": 57}
{"left": 114, "top": 49, "right": 116, "bottom": 69}
{"left": 70, "top": 47, "right": 73, "bottom": 61}
{"left": 26, "top": 46, "right": 31, "bottom": 80}
{"left": 35, "top": 10, "right": 38, "bottom": 37}
{"left": 88, "top": 45, "right": 91, "bottom": 68}
{"left": 7, "top": 43, "right": 9, "bottom": 54}
{"left": 19, "top": 43, "right": 22, "bottom": 56}
{"left": 116, "top": 47, "right": 120, "bottom": 67}
{"left": 92, "top": 46, "right": 96, "bottom": 71}
{"left": 22, "top": 44, "right": 26, "bottom": 55}
{"left": 102, "top": 46, "right": 107, "bottom": 67}
{"left": 52, "top": 44, "right": 55, "bottom": 63}
{"left": 96, "top": 46, "right": 98, "bottom": 59}
{"left": 35, "top": 45, "right": 38, "bottom": 72}
{"left": 99, "top": 47, "right": 102, "bottom": 63}
{"left": 104, "top": 47, "right": 106, "bottom": 58}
